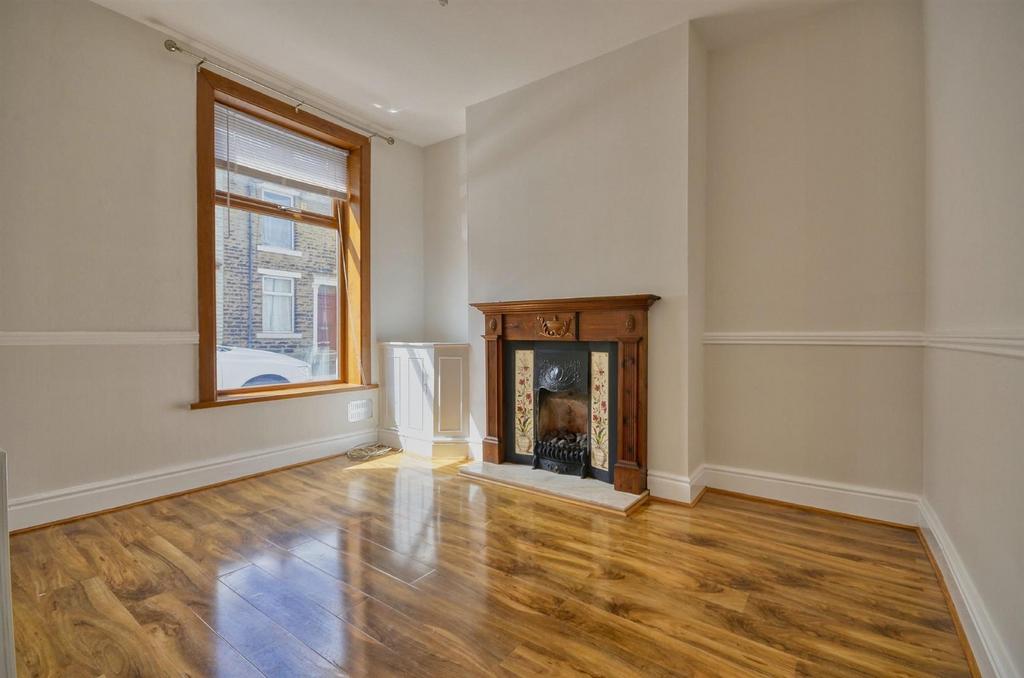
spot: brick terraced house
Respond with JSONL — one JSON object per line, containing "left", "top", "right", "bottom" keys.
{"left": 215, "top": 172, "right": 339, "bottom": 381}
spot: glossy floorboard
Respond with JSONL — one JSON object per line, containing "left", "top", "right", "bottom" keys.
{"left": 11, "top": 454, "right": 973, "bottom": 677}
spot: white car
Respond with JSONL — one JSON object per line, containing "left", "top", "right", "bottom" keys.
{"left": 217, "top": 346, "right": 312, "bottom": 389}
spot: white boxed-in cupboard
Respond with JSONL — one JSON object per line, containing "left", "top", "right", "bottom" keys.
{"left": 378, "top": 343, "right": 470, "bottom": 459}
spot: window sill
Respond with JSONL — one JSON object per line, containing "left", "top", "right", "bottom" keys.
{"left": 255, "top": 332, "right": 303, "bottom": 339}
{"left": 257, "top": 245, "right": 303, "bottom": 257}
{"left": 191, "top": 382, "right": 377, "bottom": 410}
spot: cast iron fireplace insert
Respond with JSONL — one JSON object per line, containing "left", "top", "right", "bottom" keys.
{"left": 503, "top": 341, "right": 618, "bottom": 484}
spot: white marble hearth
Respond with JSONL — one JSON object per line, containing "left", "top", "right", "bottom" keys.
{"left": 458, "top": 462, "right": 648, "bottom": 514}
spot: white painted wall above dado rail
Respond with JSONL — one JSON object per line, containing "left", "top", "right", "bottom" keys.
{"left": 704, "top": 0, "right": 925, "bottom": 335}
{"left": 423, "top": 137, "right": 468, "bottom": 343}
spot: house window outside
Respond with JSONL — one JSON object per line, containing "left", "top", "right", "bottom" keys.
{"left": 261, "top": 275, "right": 295, "bottom": 333}
{"left": 260, "top": 190, "right": 296, "bottom": 250}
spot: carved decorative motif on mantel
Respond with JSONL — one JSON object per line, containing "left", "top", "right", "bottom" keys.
{"left": 538, "top": 315, "right": 572, "bottom": 338}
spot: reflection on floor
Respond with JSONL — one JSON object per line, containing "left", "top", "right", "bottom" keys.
{"left": 10, "top": 453, "right": 973, "bottom": 677}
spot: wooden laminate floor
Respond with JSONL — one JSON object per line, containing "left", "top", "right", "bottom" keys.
{"left": 11, "top": 454, "right": 973, "bottom": 677}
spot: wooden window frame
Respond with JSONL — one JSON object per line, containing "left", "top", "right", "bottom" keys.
{"left": 193, "top": 69, "right": 374, "bottom": 409}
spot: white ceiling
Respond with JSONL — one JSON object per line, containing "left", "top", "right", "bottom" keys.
{"left": 96, "top": 0, "right": 818, "bottom": 146}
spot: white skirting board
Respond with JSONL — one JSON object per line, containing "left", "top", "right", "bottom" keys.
{"left": 920, "top": 500, "right": 1018, "bottom": 678}
{"left": 7, "top": 429, "right": 376, "bottom": 531}
{"left": 378, "top": 429, "right": 469, "bottom": 460}
{"left": 577, "top": 462, "right": 918, "bottom": 522}
{"left": 647, "top": 468, "right": 706, "bottom": 504}
{"left": 694, "top": 464, "right": 921, "bottom": 526}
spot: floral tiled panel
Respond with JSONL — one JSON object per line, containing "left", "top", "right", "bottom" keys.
{"left": 590, "top": 351, "right": 610, "bottom": 471}
{"left": 514, "top": 350, "right": 534, "bottom": 455}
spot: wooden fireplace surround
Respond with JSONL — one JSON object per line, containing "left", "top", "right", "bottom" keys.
{"left": 470, "top": 294, "right": 660, "bottom": 495}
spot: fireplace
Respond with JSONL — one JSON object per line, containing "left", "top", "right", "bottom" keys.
{"left": 504, "top": 342, "right": 617, "bottom": 481}
{"left": 535, "top": 389, "right": 590, "bottom": 476}
{"left": 471, "top": 295, "right": 659, "bottom": 495}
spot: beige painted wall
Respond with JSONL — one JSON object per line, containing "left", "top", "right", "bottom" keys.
{"left": 0, "top": 0, "right": 425, "bottom": 506}
{"left": 707, "top": 345, "right": 923, "bottom": 491}
{"left": 465, "top": 25, "right": 692, "bottom": 477}
{"left": 0, "top": 346, "right": 377, "bottom": 500}
{"left": 423, "top": 136, "right": 468, "bottom": 342}
{"left": 372, "top": 137, "right": 426, "bottom": 344}
{"left": 923, "top": 351, "right": 1023, "bottom": 673}
{"left": 923, "top": 1, "right": 1024, "bottom": 672}
{"left": 687, "top": 27, "right": 708, "bottom": 475}
{"left": 707, "top": 0, "right": 924, "bottom": 332}
{"left": 923, "top": 2, "right": 1024, "bottom": 332}
{"left": 0, "top": 1, "right": 195, "bottom": 332}
{"left": 704, "top": 0, "right": 926, "bottom": 492}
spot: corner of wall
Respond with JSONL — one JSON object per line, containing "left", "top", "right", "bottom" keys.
{"left": 422, "top": 135, "right": 469, "bottom": 343}
{"left": 686, "top": 22, "right": 709, "bottom": 477}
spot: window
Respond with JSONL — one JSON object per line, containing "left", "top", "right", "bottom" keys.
{"left": 261, "top": 275, "right": 295, "bottom": 333}
{"left": 260, "top": 190, "right": 296, "bottom": 250}
{"left": 194, "top": 70, "right": 372, "bottom": 407}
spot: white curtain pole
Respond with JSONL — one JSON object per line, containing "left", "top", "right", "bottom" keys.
{"left": 163, "top": 39, "right": 396, "bottom": 146}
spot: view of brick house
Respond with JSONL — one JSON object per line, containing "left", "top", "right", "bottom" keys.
{"left": 215, "top": 172, "right": 339, "bottom": 381}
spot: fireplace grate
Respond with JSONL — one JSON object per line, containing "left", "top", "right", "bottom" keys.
{"left": 533, "top": 437, "right": 591, "bottom": 478}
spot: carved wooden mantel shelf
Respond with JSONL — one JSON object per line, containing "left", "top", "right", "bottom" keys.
{"left": 470, "top": 294, "right": 660, "bottom": 494}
